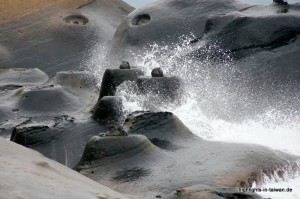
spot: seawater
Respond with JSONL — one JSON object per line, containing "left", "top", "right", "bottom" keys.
{"left": 87, "top": 35, "right": 300, "bottom": 199}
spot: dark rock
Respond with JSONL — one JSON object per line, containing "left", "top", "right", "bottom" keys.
{"left": 11, "top": 124, "right": 53, "bottom": 147}
{"left": 99, "top": 69, "right": 144, "bottom": 99}
{"left": 92, "top": 96, "right": 124, "bottom": 125}
{"left": 273, "top": 0, "right": 288, "bottom": 5}
{"left": 137, "top": 76, "right": 184, "bottom": 102}
{"left": 151, "top": 67, "right": 164, "bottom": 77}
{"left": 119, "top": 61, "right": 131, "bottom": 69}
{"left": 105, "top": 124, "right": 128, "bottom": 136}
{"left": 132, "top": 14, "right": 151, "bottom": 26}
{"left": 10, "top": 116, "right": 105, "bottom": 168}
{"left": 76, "top": 134, "right": 155, "bottom": 169}
{"left": 124, "top": 111, "right": 195, "bottom": 145}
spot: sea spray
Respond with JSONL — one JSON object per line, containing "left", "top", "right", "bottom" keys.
{"left": 89, "top": 34, "right": 300, "bottom": 199}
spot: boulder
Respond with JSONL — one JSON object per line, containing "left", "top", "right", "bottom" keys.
{"left": 119, "top": 61, "right": 131, "bottom": 69}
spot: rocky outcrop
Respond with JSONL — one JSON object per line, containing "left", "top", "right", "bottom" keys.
{"left": 111, "top": 0, "right": 300, "bottom": 120}
{"left": 77, "top": 111, "right": 300, "bottom": 198}
{"left": 1, "top": 1, "right": 300, "bottom": 199}
{"left": 0, "top": 70, "right": 101, "bottom": 168}
{"left": 0, "top": 0, "right": 133, "bottom": 76}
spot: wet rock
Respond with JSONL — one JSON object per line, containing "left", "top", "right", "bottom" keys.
{"left": 119, "top": 61, "right": 131, "bottom": 69}
{"left": 137, "top": 76, "right": 184, "bottom": 102}
{"left": 151, "top": 67, "right": 164, "bottom": 77}
{"left": 76, "top": 134, "right": 155, "bottom": 169}
{"left": 0, "top": 138, "right": 128, "bottom": 199}
{"left": 111, "top": 0, "right": 300, "bottom": 120}
{"left": 92, "top": 96, "right": 124, "bottom": 124}
{"left": 10, "top": 116, "right": 105, "bottom": 168}
{"left": 105, "top": 124, "right": 128, "bottom": 136}
{"left": 99, "top": 68, "right": 144, "bottom": 99}
{"left": 78, "top": 111, "right": 300, "bottom": 197}
{"left": 124, "top": 111, "right": 195, "bottom": 145}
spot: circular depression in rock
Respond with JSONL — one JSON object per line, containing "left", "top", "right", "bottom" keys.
{"left": 63, "top": 15, "right": 89, "bottom": 25}
{"left": 132, "top": 14, "right": 151, "bottom": 25}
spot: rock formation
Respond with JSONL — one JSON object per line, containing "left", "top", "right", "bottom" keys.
{"left": 1, "top": 0, "right": 300, "bottom": 199}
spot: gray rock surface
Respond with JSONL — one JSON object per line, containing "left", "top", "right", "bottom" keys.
{"left": 0, "top": 137, "right": 128, "bottom": 199}
{"left": 111, "top": 0, "right": 300, "bottom": 120}
{"left": 0, "top": 0, "right": 133, "bottom": 76}
{"left": 77, "top": 111, "right": 300, "bottom": 198}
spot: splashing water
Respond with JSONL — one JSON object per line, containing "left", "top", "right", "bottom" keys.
{"left": 89, "top": 34, "right": 300, "bottom": 199}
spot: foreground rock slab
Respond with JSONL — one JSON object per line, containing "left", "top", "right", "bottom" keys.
{"left": 0, "top": 138, "right": 128, "bottom": 199}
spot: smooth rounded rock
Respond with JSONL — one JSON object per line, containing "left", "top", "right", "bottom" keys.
{"left": 92, "top": 96, "right": 124, "bottom": 124}
{"left": 0, "top": 68, "right": 49, "bottom": 86}
{"left": 76, "top": 134, "right": 155, "bottom": 168}
{"left": 119, "top": 61, "right": 131, "bottom": 69}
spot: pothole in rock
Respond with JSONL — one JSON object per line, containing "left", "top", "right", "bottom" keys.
{"left": 132, "top": 14, "right": 151, "bottom": 25}
{"left": 63, "top": 15, "right": 89, "bottom": 25}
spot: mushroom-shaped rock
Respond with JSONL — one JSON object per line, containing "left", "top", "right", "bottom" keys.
{"left": 124, "top": 111, "right": 196, "bottom": 148}
{"left": 15, "top": 85, "right": 82, "bottom": 115}
{"left": 78, "top": 111, "right": 300, "bottom": 197}
{"left": 76, "top": 134, "right": 156, "bottom": 168}
{"left": 0, "top": 68, "right": 49, "bottom": 86}
{"left": 119, "top": 61, "right": 131, "bottom": 69}
{"left": 137, "top": 76, "right": 184, "bottom": 102}
{"left": 151, "top": 67, "right": 164, "bottom": 77}
{"left": 99, "top": 69, "right": 144, "bottom": 99}
{"left": 92, "top": 96, "right": 124, "bottom": 124}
